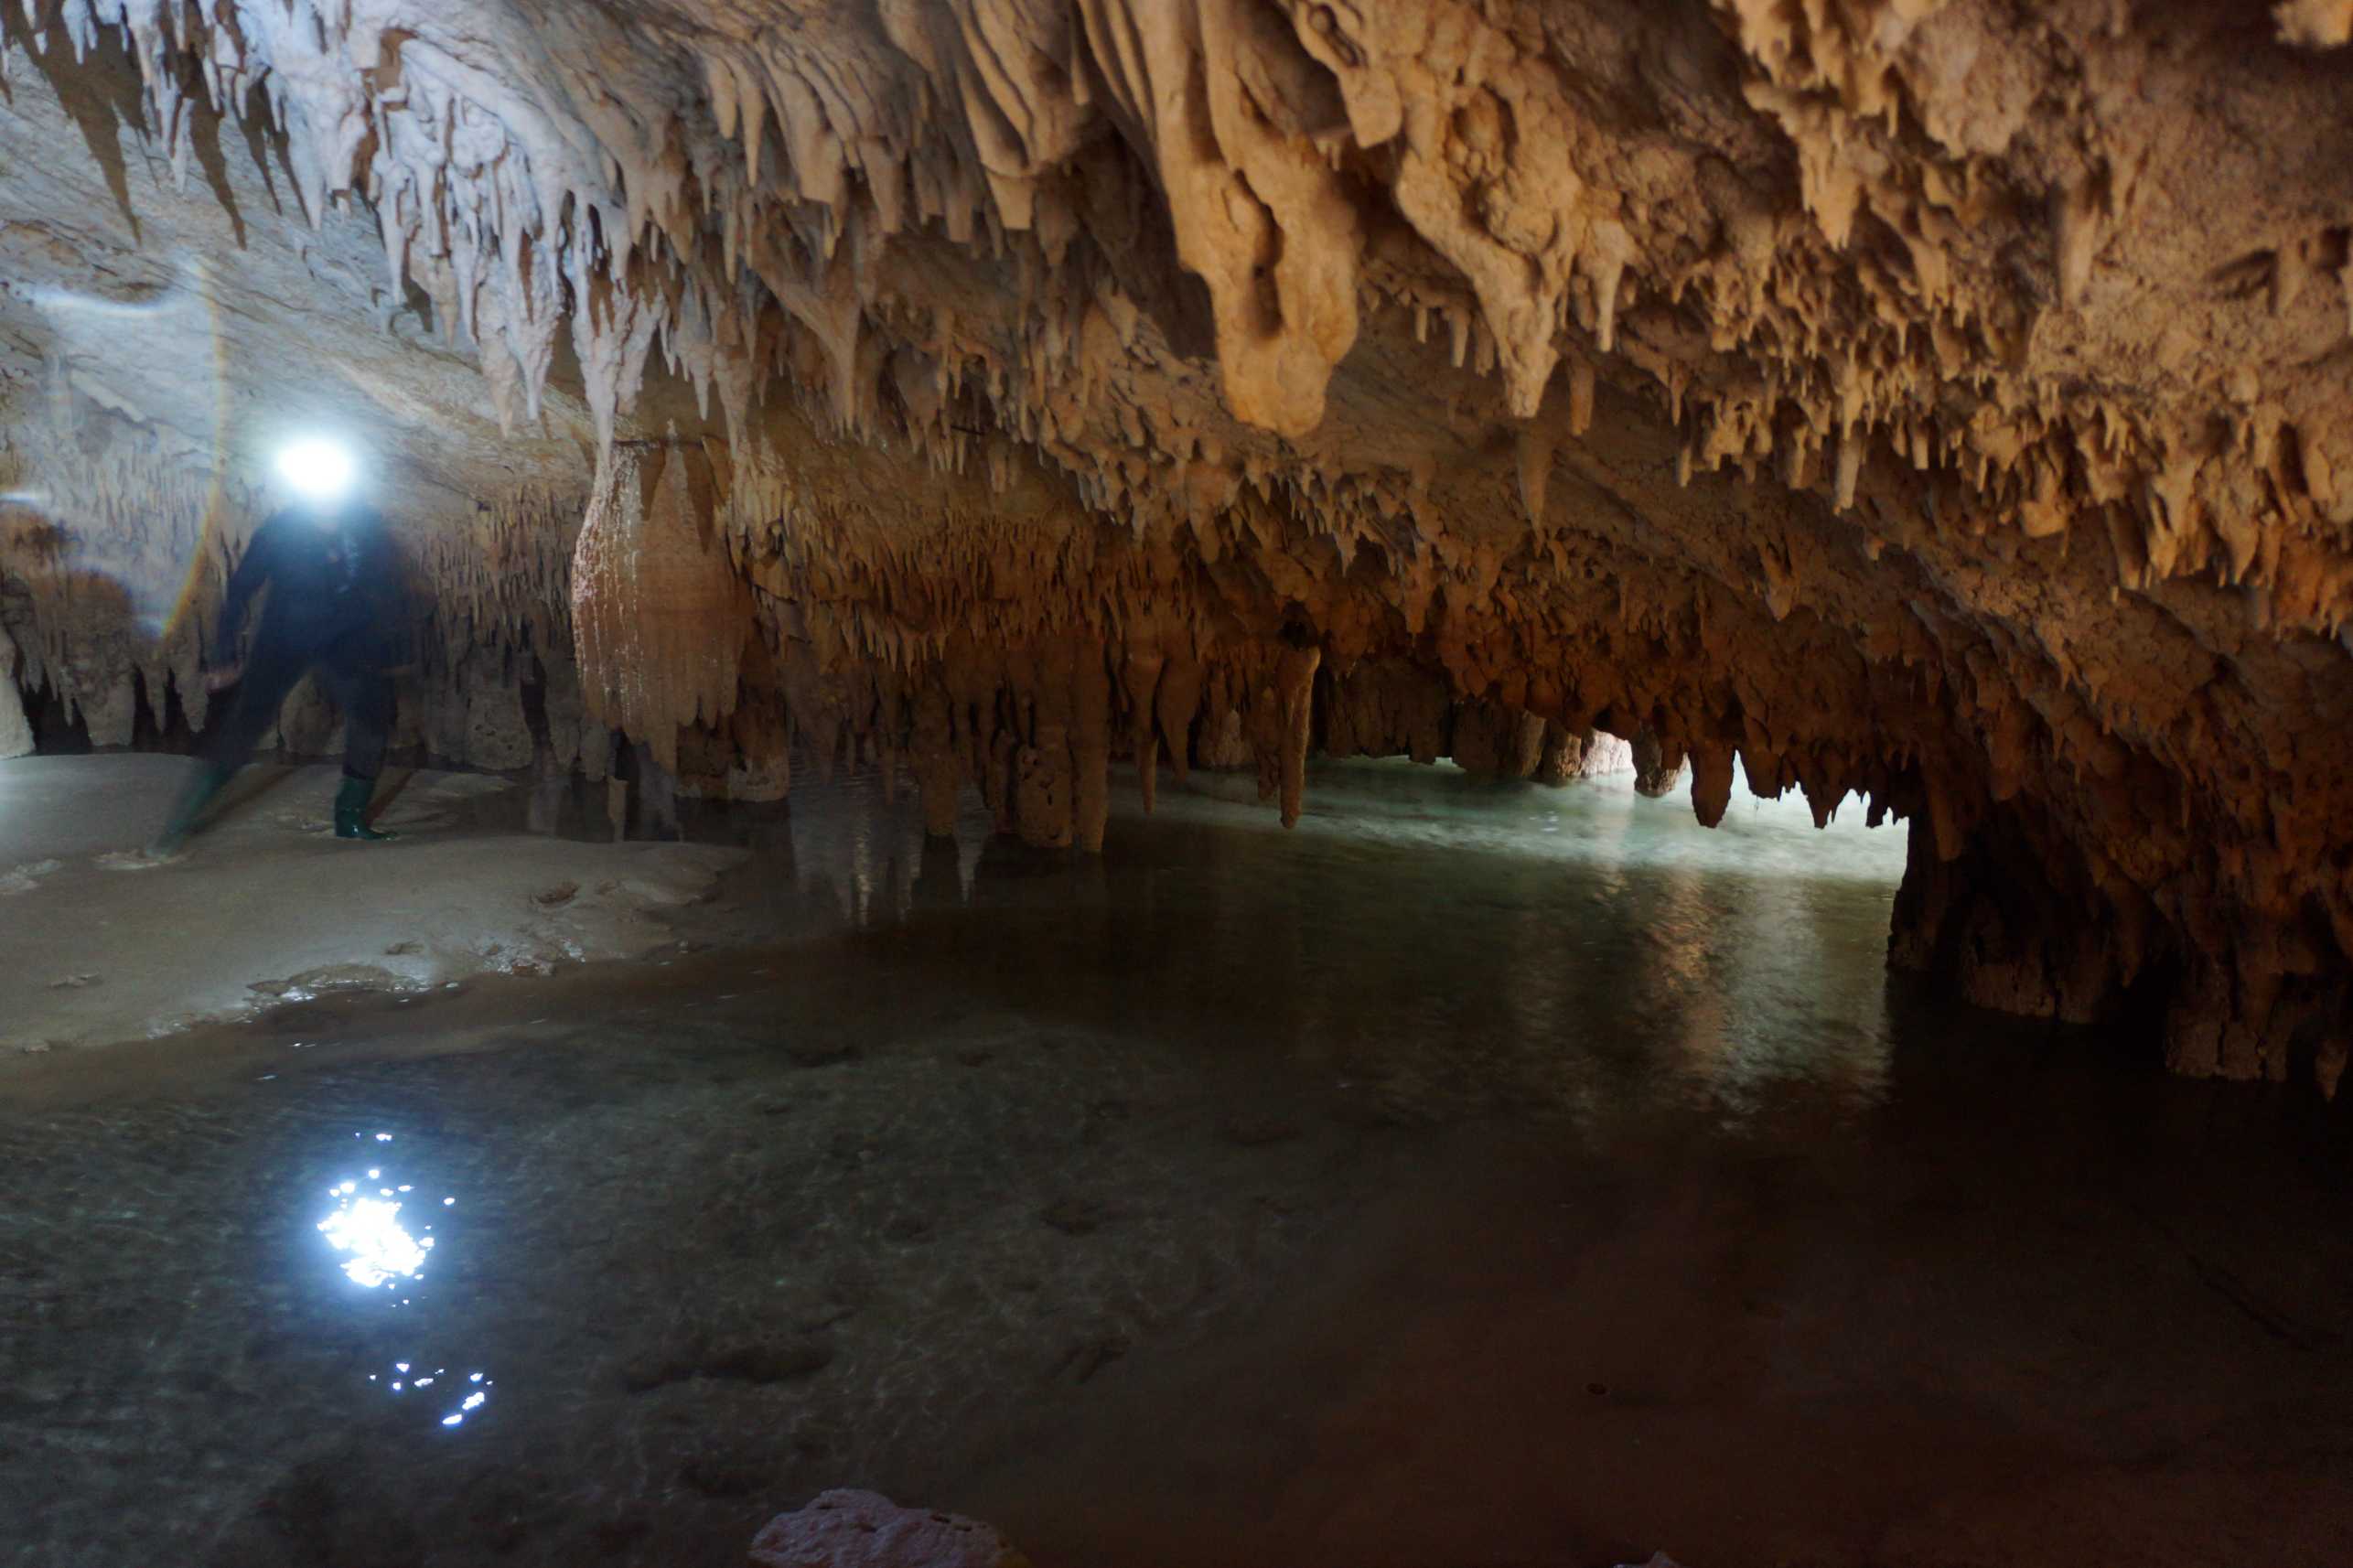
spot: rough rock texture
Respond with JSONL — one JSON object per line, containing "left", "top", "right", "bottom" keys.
{"left": 0, "top": 622, "right": 31, "bottom": 757}
{"left": 574, "top": 438, "right": 749, "bottom": 773}
{"left": 1, "top": 2, "right": 2350, "bottom": 1088}
{"left": 748, "top": 1490, "right": 1028, "bottom": 1568}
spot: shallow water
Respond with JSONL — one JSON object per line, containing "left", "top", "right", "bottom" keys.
{"left": 3, "top": 761, "right": 2348, "bottom": 1567}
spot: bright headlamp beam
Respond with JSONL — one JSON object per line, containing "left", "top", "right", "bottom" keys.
{"left": 276, "top": 437, "right": 356, "bottom": 504}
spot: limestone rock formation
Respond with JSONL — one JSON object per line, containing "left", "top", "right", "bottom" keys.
{"left": 573, "top": 439, "right": 750, "bottom": 774}
{"left": 0, "top": 1, "right": 2349, "bottom": 1089}
{"left": 1631, "top": 732, "right": 1687, "bottom": 800}
{"left": 0, "top": 624, "right": 32, "bottom": 758}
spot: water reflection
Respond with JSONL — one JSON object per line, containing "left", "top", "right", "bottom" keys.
{"left": 8, "top": 757, "right": 2348, "bottom": 1568}
{"left": 368, "top": 1363, "right": 494, "bottom": 1426}
{"left": 313, "top": 1133, "right": 446, "bottom": 1288}
{"left": 313, "top": 1129, "right": 495, "bottom": 1429}
{"left": 316, "top": 1187, "right": 427, "bottom": 1288}
{"left": 710, "top": 753, "right": 1917, "bottom": 1124}
{"left": 448, "top": 753, "right": 1914, "bottom": 1120}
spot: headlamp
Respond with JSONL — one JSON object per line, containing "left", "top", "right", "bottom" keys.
{"left": 275, "top": 437, "right": 357, "bottom": 506}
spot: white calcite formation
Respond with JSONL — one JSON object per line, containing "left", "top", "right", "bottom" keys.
{"left": 1, "top": 1, "right": 2351, "bottom": 1090}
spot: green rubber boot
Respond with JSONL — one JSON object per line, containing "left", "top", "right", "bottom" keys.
{"left": 151, "top": 761, "right": 233, "bottom": 858}
{"left": 334, "top": 775, "right": 397, "bottom": 842}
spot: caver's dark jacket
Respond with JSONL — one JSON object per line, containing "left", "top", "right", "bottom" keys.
{"left": 210, "top": 505, "right": 412, "bottom": 673}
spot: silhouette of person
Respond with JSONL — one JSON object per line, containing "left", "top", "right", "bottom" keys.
{"left": 154, "top": 493, "right": 410, "bottom": 854}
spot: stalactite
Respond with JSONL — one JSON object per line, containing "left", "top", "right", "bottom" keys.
{"left": 572, "top": 442, "right": 750, "bottom": 774}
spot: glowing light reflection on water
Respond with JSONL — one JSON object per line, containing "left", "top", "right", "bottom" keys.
{"left": 316, "top": 1189, "right": 427, "bottom": 1287}
{"left": 311, "top": 1133, "right": 445, "bottom": 1288}
{"left": 315, "top": 1133, "right": 494, "bottom": 1425}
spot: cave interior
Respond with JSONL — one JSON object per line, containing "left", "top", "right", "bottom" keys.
{"left": 2, "top": 1, "right": 2352, "bottom": 1564}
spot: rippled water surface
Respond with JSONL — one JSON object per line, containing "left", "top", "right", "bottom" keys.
{"left": 4, "top": 760, "right": 2348, "bottom": 1567}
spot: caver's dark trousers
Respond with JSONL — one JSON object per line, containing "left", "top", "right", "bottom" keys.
{"left": 206, "top": 634, "right": 392, "bottom": 780}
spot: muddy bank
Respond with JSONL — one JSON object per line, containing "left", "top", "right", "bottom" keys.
{"left": 0, "top": 756, "right": 742, "bottom": 1056}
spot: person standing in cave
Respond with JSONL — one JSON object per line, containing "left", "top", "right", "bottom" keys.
{"left": 151, "top": 441, "right": 413, "bottom": 856}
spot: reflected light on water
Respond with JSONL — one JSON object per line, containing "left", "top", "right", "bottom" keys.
{"left": 316, "top": 1133, "right": 445, "bottom": 1288}
{"left": 367, "top": 1361, "right": 494, "bottom": 1425}
{"left": 316, "top": 1131, "right": 492, "bottom": 1424}
{"left": 444, "top": 1380, "right": 492, "bottom": 1426}
{"left": 316, "top": 1188, "right": 428, "bottom": 1287}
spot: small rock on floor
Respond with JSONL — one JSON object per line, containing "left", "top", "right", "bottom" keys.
{"left": 748, "top": 1489, "right": 1029, "bottom": 1567}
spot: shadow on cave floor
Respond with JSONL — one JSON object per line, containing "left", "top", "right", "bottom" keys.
{"left": 1, "top": 758, "right": 2348, "bottom": 1568}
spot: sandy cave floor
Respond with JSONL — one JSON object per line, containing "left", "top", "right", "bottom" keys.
{"left": 0, "top": 754, "right": 743, "bottom": 1057}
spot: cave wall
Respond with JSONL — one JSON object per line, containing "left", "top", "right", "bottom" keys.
{"left": 1, "top": 1, "right": 2350, "bottom": 1090}
{"left": 0, "top": 12, "right": 592, "bottom": 772}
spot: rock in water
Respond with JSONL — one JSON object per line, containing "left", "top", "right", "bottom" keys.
{"left": 747, "top": 1490, "right": 1030, "bottom": 1568}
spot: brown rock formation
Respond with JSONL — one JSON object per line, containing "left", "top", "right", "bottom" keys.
{"left": 2, "top": 2, "right": 2350, "bottom": 1088}
{"left": 1631, "top": 732, "right": 1688, "bottom": 800}
{"left": 573, "top": 440, "right": 749, "bottom": 775}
